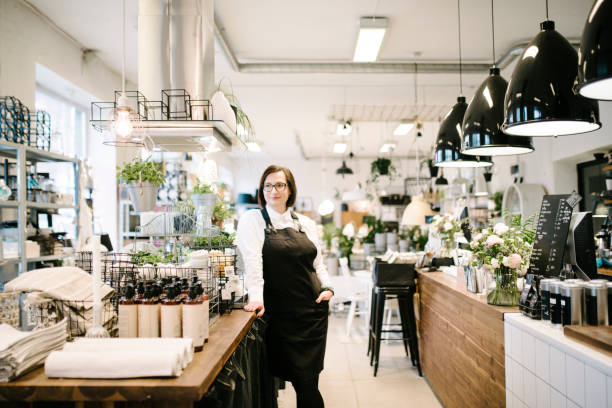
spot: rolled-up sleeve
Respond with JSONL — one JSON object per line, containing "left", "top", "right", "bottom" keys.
{"left": 302, "top": 218, "right": 332, "bottom": 290}
{"left": 236, "top": 210, "right": 265, "bottom": 303}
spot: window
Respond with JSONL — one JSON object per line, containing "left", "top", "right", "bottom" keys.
{"left": 35, "top": 87, "right": 87, "bottom": 159}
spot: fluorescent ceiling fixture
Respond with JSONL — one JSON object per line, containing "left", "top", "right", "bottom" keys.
{"left": 503, "top": 120, "right": 601, "bottom": 136}
{"left": 353, "top": 17, "right": 387, "bottom": 62}
{"left": 337, "top": 121, "right": 352, "bottom": 136}
{"left": 379, "top": 142, "right": 396, "bottom": 153}
{"left": 393, "top": 122, "right": 414, "bottom": 136}
{"left": 246, "top": 142, "right": 261, "bottom": 152}
{"left": 333, "top": 142, "right": 348, "bottom": 154}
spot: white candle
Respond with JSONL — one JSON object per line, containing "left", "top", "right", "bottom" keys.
{"left": 91, "top": 235, "right": 101, "bottom": 326}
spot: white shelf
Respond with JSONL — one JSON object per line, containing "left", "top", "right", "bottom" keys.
{"left": 26, "top": 201, "right": 78, "bottom": 210}
{"left": 1, "top": 254, "right": 68, "bottom": 264}
{"left": 0, "top": 201, "right": 18, "bottom": 208}
{"left": 0, "top": 140, "right": 78, "bottom": 163}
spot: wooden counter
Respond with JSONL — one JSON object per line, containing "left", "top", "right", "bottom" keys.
{"left": 417, "top": 270, "right": 518, "bottom": 408}
{"left": 0, "top": 310, "right": 257, "bottom": 407}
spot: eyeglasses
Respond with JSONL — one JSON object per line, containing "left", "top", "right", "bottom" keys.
{"left": 263, "top": 183, "right": 287, "bottom": 192}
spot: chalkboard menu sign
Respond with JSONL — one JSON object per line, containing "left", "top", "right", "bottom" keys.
{"left": 528, "top": 194, "right": 577, "bottom": 277}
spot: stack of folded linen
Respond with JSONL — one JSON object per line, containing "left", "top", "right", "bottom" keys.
{"left": 0, "top": 319, "right": 67, "bottom": 382}
{"left": 45, "top": 337, "right": 194, "bottom": 379}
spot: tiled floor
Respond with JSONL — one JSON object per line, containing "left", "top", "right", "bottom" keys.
{"left": 277, "top": 313, "right": 443, "bottom": 408}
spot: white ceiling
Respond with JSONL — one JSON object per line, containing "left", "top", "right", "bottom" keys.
{"left": 26, "top": 0, "right": 594, "bottom": 159}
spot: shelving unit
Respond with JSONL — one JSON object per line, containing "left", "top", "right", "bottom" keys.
{"left": 0, "top": 139, "right": 80, "bottom": 278}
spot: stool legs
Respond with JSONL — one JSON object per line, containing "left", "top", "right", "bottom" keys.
{"left": 367, "top": 286, "right": 376, "bottom": 357}
{"left": 373, "top": 290, "right": 386, "bottom": 376}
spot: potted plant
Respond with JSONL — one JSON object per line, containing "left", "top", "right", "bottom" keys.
{"left": 216, "top": 78, "right": 255, "bottom": 142}
{"left": 422, "top": 158, "right": 439, "bottom": 178}
{"left": 212, "top": 200, "right": 234, "bottom": 228}
{"left": 191, "top": 179, "right": 216, "bottom": 217}
{"left": 362, "top": 227, "right": 376, "bottom": 256}
{"left": 398, "top": 227, "right": 409, "bottom": 252}
{"left": 367, "top": 157, "right": 398, "bottom": 185}
{"left": 117, "top": 157, "right": 166, "bottom": 212}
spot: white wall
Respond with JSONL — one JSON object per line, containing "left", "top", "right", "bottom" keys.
{"left": 0, "top": 0, "right": 137, "bottom": 249}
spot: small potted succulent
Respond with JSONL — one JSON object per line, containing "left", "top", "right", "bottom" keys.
{"left": 117, "top": 157, "right": 166, "bottom": 212}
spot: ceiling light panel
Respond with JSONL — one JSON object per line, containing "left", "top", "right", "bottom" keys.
{"left": 393, "top": 122, "right": 414, "bottom": 136}
{"left": 333, "top": 142, "right": 348, "bottom": 154}
{"left": 353, "top": 17, "right": 387, "bottom": 62}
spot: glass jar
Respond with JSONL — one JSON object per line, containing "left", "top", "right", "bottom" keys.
{"left": 487, "top": 265, "right": 519, "bottom": 306}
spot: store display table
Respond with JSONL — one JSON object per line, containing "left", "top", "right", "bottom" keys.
{"left": 417, "top": 270, "right": 519, "bottom": 408}
{"left": 0, "top": 310, "right": 256, "bottom": 407}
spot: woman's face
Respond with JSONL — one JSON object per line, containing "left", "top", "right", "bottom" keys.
{"left": 263, "top": 171, "right": 290, "bottom": 208}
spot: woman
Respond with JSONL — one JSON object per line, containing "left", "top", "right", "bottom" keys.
{"left": 236, "top": 165, "right": 334, "bottom": 408}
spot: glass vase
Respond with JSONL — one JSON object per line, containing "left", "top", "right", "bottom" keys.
{"left": 487, "top": 265, "right": 519, "bottom": 306}
{"left": 438, "top": 237, "right": 456, "bottom": 258}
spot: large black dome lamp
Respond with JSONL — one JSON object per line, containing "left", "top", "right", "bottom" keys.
{"left": 577, "top": 0, "right": 612, "bottom": 100}
{"left": 502, "top": 20, "right": 601, "bottom": 137}
{"left": 434, "top": 96, "right": 493, "bottom": 168}
{"left": 463, "top": 68, "right": 534, "bottom": 156}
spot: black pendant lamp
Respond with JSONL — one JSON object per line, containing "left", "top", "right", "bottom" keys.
{"left": 433, "top": 0, "right": 492, "bottom": 168}
{"left": 336, "top": 160, "right": 353, "bottom": 177}
{"left": 502, "top": 2, "right": 600, "bottom": 137}
{"left": 577, "top": 0, "right": 612, "bottom": 100}
{"left": 435, "top": 169, "right": 449, "bottom": 185}
{"left": 462, "top": 0, "right": 534, "bottom": 156}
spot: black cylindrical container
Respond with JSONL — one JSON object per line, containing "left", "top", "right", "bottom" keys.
{"left": 585, "top": 282, "right": 608, "bottom": 326}
{"left": 540, "top": 279, "right": 557, "bottom": 322}
{"left": 550, "top": 281, "right": 564, "bottom": 326}
{"left": 561, "top": 283, "right": 583, "bottom": 326}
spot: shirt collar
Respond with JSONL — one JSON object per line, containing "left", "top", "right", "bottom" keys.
{"left": 266, "top": 205, "right": 291, "bottom": 221}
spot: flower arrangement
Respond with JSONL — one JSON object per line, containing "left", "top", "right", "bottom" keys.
{"left": 470, "top": 212, "right": 536, "bottom": 305}
{"left": 431, "top": 214, "right": 462, "bottom": 239}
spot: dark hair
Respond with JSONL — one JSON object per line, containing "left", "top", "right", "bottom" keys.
{"left": 257, "top": 165, "right": 297, "bottom": 208}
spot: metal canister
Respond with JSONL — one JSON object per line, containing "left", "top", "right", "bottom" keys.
{"left": 540, "top": 278, "right": 557, "bottom": 322}
{"left": 584, "top": 282, "right": 609, "bottom": 325}
{"left": 561, "top": 283, "right": 584, "bottom": 326}
{"left": 549, "top": 281, "right": 564, "bottom": 326}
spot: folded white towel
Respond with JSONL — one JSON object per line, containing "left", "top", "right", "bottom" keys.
{"left": 45, "top": 350, "right": 183, "bottom": 379}
{"left": 64, "top": 338, "right": 193, "bottom": 369}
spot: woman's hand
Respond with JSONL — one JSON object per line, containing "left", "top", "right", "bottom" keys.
{"left": 315, "top": 290, "right": 334, "bottom": 303}
{"left": 244, "top": 301, "right": 265, "bottom": 317}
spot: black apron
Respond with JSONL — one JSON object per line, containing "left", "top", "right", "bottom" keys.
{"left": 260, "top": 208, "right": 329, "bottom": 381}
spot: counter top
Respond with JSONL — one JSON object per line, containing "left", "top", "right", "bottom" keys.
{"left": 0, "top": 310, "right": 257, "bottom": 403}
{"left": 417, "top": 270, "right": 519, "bottom": 318}
{"left": 505, "top": 313, "right": 612, "bottom": 377}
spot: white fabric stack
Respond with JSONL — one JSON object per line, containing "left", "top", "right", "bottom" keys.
{"left": 45, "top": 338, "right": 194, "bottom": 379}
{"left": 0, "top": 319, "right": 67, "bottom": 382}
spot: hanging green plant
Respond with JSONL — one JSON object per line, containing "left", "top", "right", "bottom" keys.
{"left": 367, "top": 157, "right": 398, "bottom": 184}
{"left": 116, "top": 157, "right": 166, "bottom": 186}
{"left": 216, "top": 77, "right": 255, "bottom": 142}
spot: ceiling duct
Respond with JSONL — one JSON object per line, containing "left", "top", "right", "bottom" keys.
{"left": 129, "top": 0, "right": 238, "bottom": 152}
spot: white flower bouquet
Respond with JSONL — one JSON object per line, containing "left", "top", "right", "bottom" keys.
{"left": 470, "top": 213, "right": 536, "bottom": 305}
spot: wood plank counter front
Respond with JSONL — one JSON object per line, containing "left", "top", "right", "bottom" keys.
{"left": 0, "top": 310, "right": 257, "bottom": 407}
{"left": 418, "top": 270, "right": 518, "bottom": 408}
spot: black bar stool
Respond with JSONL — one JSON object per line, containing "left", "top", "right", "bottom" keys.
{"left": 366, "top": 263, "right": 422, "bottom": 377}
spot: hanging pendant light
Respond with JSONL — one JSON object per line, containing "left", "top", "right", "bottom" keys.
{"left": 462, "top": 0, "right": 534, "bottom": 156}
{"left": 434, "top": 97, "right": 493, "bottom": 168}
{"left": 577, "top": 0, "right": 612, "bottom": 100}
{"left": 435, "top": 168, "right": 449, "bottom": 185}
{"left": 105, "top": 0, "right": 143, "bottom": 148}
{"left": 336, "top": 160, "right": 354, "bottom": 177}
{"left": 433, "top": 0, "right": 492, "bottom": 168}
{"left": 502, "top": 1, "right": 600, "bottom": 136}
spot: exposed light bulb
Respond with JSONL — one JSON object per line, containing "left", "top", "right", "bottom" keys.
{"left": 113, "top": 110, "right": 133, "bottom": 137}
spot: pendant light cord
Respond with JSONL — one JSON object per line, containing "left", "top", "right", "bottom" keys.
{"left": 545, "top": 0, "right": 549, "bottom": 20}
{"left": 491, "top": 0, "right": 496, "bottom": 66}
{"left": 121, "top": 0, "right": 126, "bottom": 94}
{"left": 457, "top": 0, "right": 463, "bottom": 96}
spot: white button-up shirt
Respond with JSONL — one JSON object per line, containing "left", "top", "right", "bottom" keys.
{"left": 236, "top": 205, "right": 332, "bottom": 303}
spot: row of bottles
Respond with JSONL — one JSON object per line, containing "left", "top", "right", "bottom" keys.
{"left": 118, "top": 277, "right": 209, "bottom": 351}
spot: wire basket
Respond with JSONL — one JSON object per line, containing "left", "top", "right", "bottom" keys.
{"left": 28, "top": 298, "right": 117, "bottom": 341}
{"left": 0, "top": 291, "right": 20, "bottom": 328}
